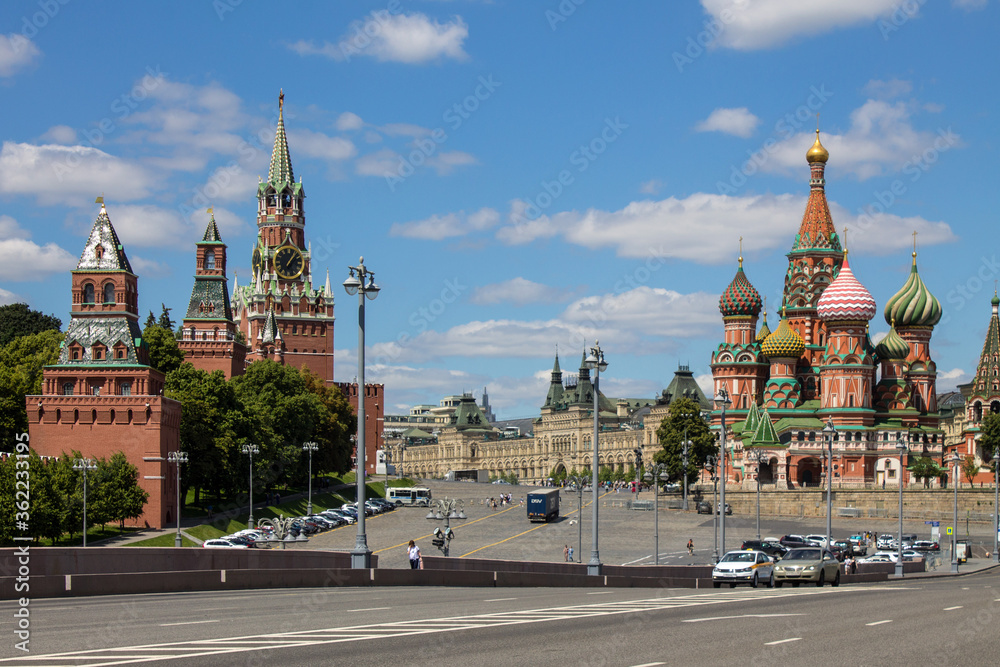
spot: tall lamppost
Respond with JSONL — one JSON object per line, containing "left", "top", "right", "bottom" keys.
{"left": 747, "top": 449, "right": 766, "bottom": 541}
{"left": 72, "top": 458, "right": 97, "bottom": 547}
{"left": 895, "top": 434, "right": 908, "bottom": 577}
{"left": 425, "top": 498, "right": 467, "bottom": 557}
{"left": 706, "top": 455, "right": 718, "bottom": 562}
{"left": 823, "top": 418, "right": 837, "bottom": 550}
{"left": 584, "top": 341, "right": 607, "bottom": 576}
{"left": 682, "top": 426, "right": 691, "bottom": 511}
{"left": 993, "top": 450, "right": 999, "bottom": 565}
{"left": 167, "top": 451, "right": 188, "bottom": 548}
{"left": 344, "top": 256, "right": 380, "bottom": 569}
{"left": 644, "top": 463, "right": 667, "bottom": 565}
{"left": 566, "top": 474, "right": 586, "bottom": 563}
{"left": 241, "top": 444, "right": 259, "bottom": 528}
{"left": 302, "top": 441, "right": 318, "bottom": 516}
{"left": 950, "top": 450, "right": 961, "bottom": 574}
{"left": 713, "top": 388, "right": 731, "bottom": 561}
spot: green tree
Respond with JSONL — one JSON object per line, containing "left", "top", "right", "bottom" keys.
{"left": 165, "top": 364, "right": 250, "bottom": 503}
{"left": 980, "top": 412, "right": 1000, "bottom": 472}
{"left": 142, "top": 324, "right": 185, "bottom": 375}
{"left": 28, "top": 453, "right": 66, "bottom": 544}
{"left": 157, "top": 304, "right": 175, "bottom": 330}
{"left": 99, "top": 452, "right": 149, "bottom": 529}
{"left": 907, "top": 456, "right": 948, "bottom": 489}
{"left": 654, "top": 396, "right": 715, "bottom": 484}
{"left": 962, "top": 454, "right": 980, "bottom": 485}
{"left": 301, "top": 368, "right": 357, "bottom": 477}
{"left": 0, "top": 330, "right": 62, "bottom": 448}
{"left": 144, "top": 311, "right": 157, "bottom": 329}
{"left": 0, "top": 453, "right": 15, "bottom": 544}
{"left": 0, "top": 303, "right": 61, "bottom": 347}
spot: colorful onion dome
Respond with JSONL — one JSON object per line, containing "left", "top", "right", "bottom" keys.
{"left": 756, "top": 314, "right": 772, "bottom": 343}
{"left": 875, "top": 321, "right": 910, "bottom": 361}
{"left": 719, "top": 260, "right": 762, "bottom": 317}
{"left": 761, "top": 309, "right": 805, "bottom": 359}
{"left": 883, "top": 253, "right": 942, "bottom": 327}
{"left": 817, "top": 253, "right": 876, "bottom": 321}
{"left": 807, "top": 129, "right": 829, "bottom": 164}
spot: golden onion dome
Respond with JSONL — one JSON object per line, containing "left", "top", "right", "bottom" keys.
{"left": 760, "top": 309, "right": 805, "bottom": 359}
{"left": 806, "top": 129, "right": 829, "bottom": 164}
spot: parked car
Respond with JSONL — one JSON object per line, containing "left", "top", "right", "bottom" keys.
{"left": 203, "top": 539, "right": 247, "bottom": 549}
{"left": 859, "top": 553, "right": 895, "bottom": 564}
{"left": 912, "top": 540, "right": 940, "bottom": 552}
{"left": 848, "top": 535, "right": 868, "bottom": 556}
{"left": 697, "top": 501, "right": 713, "bottom": 514}
{"left": 779, "top": 534, "right": 810, "bottom": 549}
{"left": 716, "top": 503, "right": 733, "bottom": 515}
{"left": 833, "top": 540, "right": 860, "bottom": 558}
{"left": 877, "top": 534, "right": 895, "bottom": 550}
{"left": 740, "top": 540, "right": 788, "bottom": 559}
{"left": 828, "top": 544, "right": 846, "bottom": 562}
{"left": 224, "top": 535, "right": 258, "bottom": 548}
{"left": 804, "top": 534, "right": 828, "bottom": 547}
{"left": 323, "top": 509, "right": 356, "bottom": 524}
{"left": 773, "top": 548, "right": 841, "bottom": 587}
{"left": 713, "top": 550, "right": 775, "bottom": 588}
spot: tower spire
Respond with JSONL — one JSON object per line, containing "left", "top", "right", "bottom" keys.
{"left": 268, "top": 90, "right": 294, "bottom": 186}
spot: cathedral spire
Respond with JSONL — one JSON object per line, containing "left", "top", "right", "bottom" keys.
{"left": 268, "top": 89, "right": 294, "bottom": 186}
{"left": 792, "top": 129, "right": 840, "bottom": 253}
{"left": 202, "top": 207, "right": 222, "bottom": 242}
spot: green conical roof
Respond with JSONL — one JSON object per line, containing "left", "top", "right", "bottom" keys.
{"left": 884, "top": 253, "right": 941, "bottom": 327}
{"left": 743, "top": 401, "right": 762, "bottom": 434}
{"left": 751, "top": 408, "right": 780, "bottom": 447}
{"left": 201, "top": 211, "right": 222, "bottom": 243}
{"left": 268, "top": 96, "right": 294, "bottom": 186}
{"left": 973, "top": 296, "right": 1000, "bottom": 386}
{"left": 756, "top": 314, "right": 771, "bottom": 343}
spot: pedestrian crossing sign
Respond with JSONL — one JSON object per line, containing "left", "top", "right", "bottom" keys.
{"left": 946, "top": 526, "right": 953, "bottom": 535}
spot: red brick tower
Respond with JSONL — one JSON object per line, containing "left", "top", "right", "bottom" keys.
{"left": 27, "top": 200, "right": 182, "bottom": 528}
{"left": 711, "top": 254, "right": 768, "bottom": 411}
{"left": 232, "top": 91, "right": 336, "bottom": 382}
{"left": 178, "top": 210, "right": 246, "bottom": 378}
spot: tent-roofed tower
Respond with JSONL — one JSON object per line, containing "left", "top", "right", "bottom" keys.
{"left": 179, "top": 210, "right": 246, "bottom": 378}
{"left": 27, "top": 200, "right": 182, "bottom": 529}
{"left": 956, "top": 294, "right": 1000, "bottom": 482}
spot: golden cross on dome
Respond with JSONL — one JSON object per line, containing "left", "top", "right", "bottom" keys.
{"left": 816, "top": 112, "right": 820, "bottom": 132}
{"left": 279, "top": 89, "right": 284, "bottom": 111}
{"left": 738, "top": 236, "right": 743, "bottom": 267}
{"left": 912, "top": 230, "right": 918, "bottom": 252}
{"left": 842, "top": 226, "right": 849, "bottom": 253}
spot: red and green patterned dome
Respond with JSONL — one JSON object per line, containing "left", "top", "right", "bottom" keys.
{"left": 719, "top": 262, "right": 762, "bottom": 317}
{"left": 875, "top": 322, "right": 910, "bottom": 361}
{"left": 761, "top": 310, "right": 805, "bottom": 359}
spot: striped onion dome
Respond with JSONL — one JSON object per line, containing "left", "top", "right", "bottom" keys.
{"left": 817, "top": 253, "right": 876, "bottom": 321}
{"left": 761, "top": 310, "right": 805, "bottom": 359}
{"left": 755, "top": 314, "right": 772, "bottom": 343}
{"left": 719, "top": 262, "right": 762, "bottom": 317}
{"left": 883, "top": 253, "right": 942, "bottom": 327}
{"left": 875, "top": 322, "right": 910, "bottom": 360}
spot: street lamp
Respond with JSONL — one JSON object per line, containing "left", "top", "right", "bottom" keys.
{"left": 712, "top": 387, "right": 731, "bottom": 561}
{"left": 682, "top": 428, "right": 691, "bottom": 511}
{"left": 72, "top": 458, "right": 97, "bottom": 547}
{"left": 950, "top": 450, "right": 961, "bottom": 574}
{"left": 895, "top": 434, "right": 908, "bottom": 577}
{"left": 706, "top": 455, "right": 719, "bottom": 562}
{"left": 425, "top": 498, "right": 467, "bottom": 557}
{"left": 566, "top": 474, "right": 586, "bottom": 563}
{"left": 584, "top": 340, "right": 607, "bottom": 576}
{"left": 643, "top": 464, "right": 668, "bottom": 565}
{"left": 747, "top": 449, "right": 766, "bottom": 541}
{"left": 241, "top": 444, "right": 259, "bottom": 528}
{"left": 167, "top": 451, "right": 188, "bottom": 548}
{"left": 302, "top": 441, "right": 318, "bottom": 515}
{"left": 993, "top": 450, "right": 999, "bottom": 565}
{"left": 344, "top": 256, "right": 380, "bottom": 569}
{"left": 822, "top": 418, "right": 837, "bottom": 550}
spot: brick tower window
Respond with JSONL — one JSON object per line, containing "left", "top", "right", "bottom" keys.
{"left": 62, "top": 382, "right": 73, "bottom": 396}
{"left": 205, "top": 250, "right": 216, "bottom": 270}
{"left": 103, "top": 283, "right": 115, "bottom": 304}
{"left": 83, "top": 284, "right": 95, "bottom": 304}
{"left": 119, "top": 382, "right": 131, "bottom": 396}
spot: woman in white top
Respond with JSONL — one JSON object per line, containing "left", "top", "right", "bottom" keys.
{"left": 407, "top": 540, "right": 421, "bottom": 569}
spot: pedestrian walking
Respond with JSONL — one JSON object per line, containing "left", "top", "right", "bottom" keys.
{"left": 687, "top": 538, "right": 694, "bottom": 556}
{"left": 563, "top": 544, "right": 569, "bottom": 562}
{"left": 407, "top": 540, "right": 421, "bottom": 569}
{"left": 568, "top": 546, "right": 574, "bottom": 562}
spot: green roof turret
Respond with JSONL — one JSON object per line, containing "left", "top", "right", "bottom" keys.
{"left": 884, "top": 251, "right": 941, "bottom": 327}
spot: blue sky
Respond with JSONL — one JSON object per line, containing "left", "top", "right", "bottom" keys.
{"left": 1, "top": 0, "right": 998, "bottom": 419}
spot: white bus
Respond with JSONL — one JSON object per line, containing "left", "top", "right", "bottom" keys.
{"left": 386, "top": 486, "right": 432, "bottom": 507}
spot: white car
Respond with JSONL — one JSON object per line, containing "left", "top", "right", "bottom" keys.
{"left": 804, "top": 534, "right": 828, "bottom": 547}
{"left": 712, "top": 550, "right": 775, "bottom": 588}
{"left": 202, "top": 539, "right": 247, "bottom": 549}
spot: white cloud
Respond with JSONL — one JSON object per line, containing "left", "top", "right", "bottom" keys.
{"left": 695, "top": 372, "right": 714, "bottom": 397}
{"left": 129, "top": 255, "right": 172, "bottom": 279}
{"left": 336, "top": 111, "right": 365, "bottom": 131}
{"left": 0, "top": 34, "right": 41, "bottom": 77}
{"left": 695, "top": 107, "right": 760, "bottom": 138}
{"left": 700, "top": 0, "right": 904, "bottom": 50}
{"left": 428, "top": 150, "right": 477, "bottom": 174}
{"left": 639, "top": 179, "right": 663, "bottom": 195}
{"left": 862, "top": 78, "right": 913, "bottom": 100}
{"left": 0, "top": 286, "right": 20, "bottom": 305}
{"left": 390, "top": 207, "right": 499, "bottom": 240}
{"left": 288, "top": 129, "right": 357, "bottom": 161}
{"left": 760, "top": 100, "right": 963, "bottom": 180}
{"left": 471, "top": 278, "right": 579, "bottom": 306}
{"left": 97, "top": 204, "right": 194, "bottom": 249}
{"left": 289, "top": 12, "right": 469, "bottom": 64}
{"left": 355, "top": 148, "right": 402, "bottom": 177}
{"left": 952, "top": 0, "right": 988, "bottom": 10}
{"left": 937, "top": 367, "right": 972, "bottom": 391}
{"left": 492, "top": 190, "right": 956, "bottom": 262}
{"left": 0, "top": 142, "right": 155, "bottom": 206}
{"left": 561, "top": 287, "right": 720, "bottom": 339}
{"left": 0, "top": 215, "right": 76, "bottom": 282}
{"left": 41, "top": 125, "right": 77, "bottom": 144}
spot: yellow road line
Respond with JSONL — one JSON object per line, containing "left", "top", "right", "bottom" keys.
{"left": 372, "top": 503, "right": 520, "bottom": 554}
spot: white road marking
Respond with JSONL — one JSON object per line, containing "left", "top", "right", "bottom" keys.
{"left": 587, "top": 591, "right": 614, "bottom": 595}
{"left": 765, "top": 638, "right": 802, "bottom": 646}
{"left": 346, "top": 607, "right": 391, "bottom": 612}
{"left": 159, "top": 620, "right": 220, "bottom": 627}
{"left": 630, "top": 663, "right": 666, "bottom": 667}
{"left": 866, "top": 620, "right": 893, "bottom": 626}
{"left": 943, "top": 606, "right": 963, "bottom": 611}
{"left": 684, "top": 613, "right": 805, "bottom": 623}
{"left": 484, "top": 598, "right": 518, "bottom": 602}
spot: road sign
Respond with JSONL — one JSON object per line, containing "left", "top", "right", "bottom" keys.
{"left": 925, "top": 521, "right": 940, "bottom": 526}
{"left": 946, "top": 526, "right": 954, "bottom": 535}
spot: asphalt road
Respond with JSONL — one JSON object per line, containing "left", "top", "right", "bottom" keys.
{"left": 2, "top": 571, "right": 998, "bottom": 665}
{"left": 308, "top": 481, "right": 993, "bottom": 567}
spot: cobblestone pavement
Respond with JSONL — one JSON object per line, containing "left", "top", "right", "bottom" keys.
{"left": 304, "top": 480, "right": 1000, "bottom": 571}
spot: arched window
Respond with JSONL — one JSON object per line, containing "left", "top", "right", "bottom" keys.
{"left": 83, "top": 284, "right": 95, "bottom": 304}
{"left": 103, "top": 283, "right": 115, "bottom": 303}
{"left": 62, "top": 382, "right": 74, "bottom": 396}
{"left": 205, "top": 250, "right": 216, "bottom": 270}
